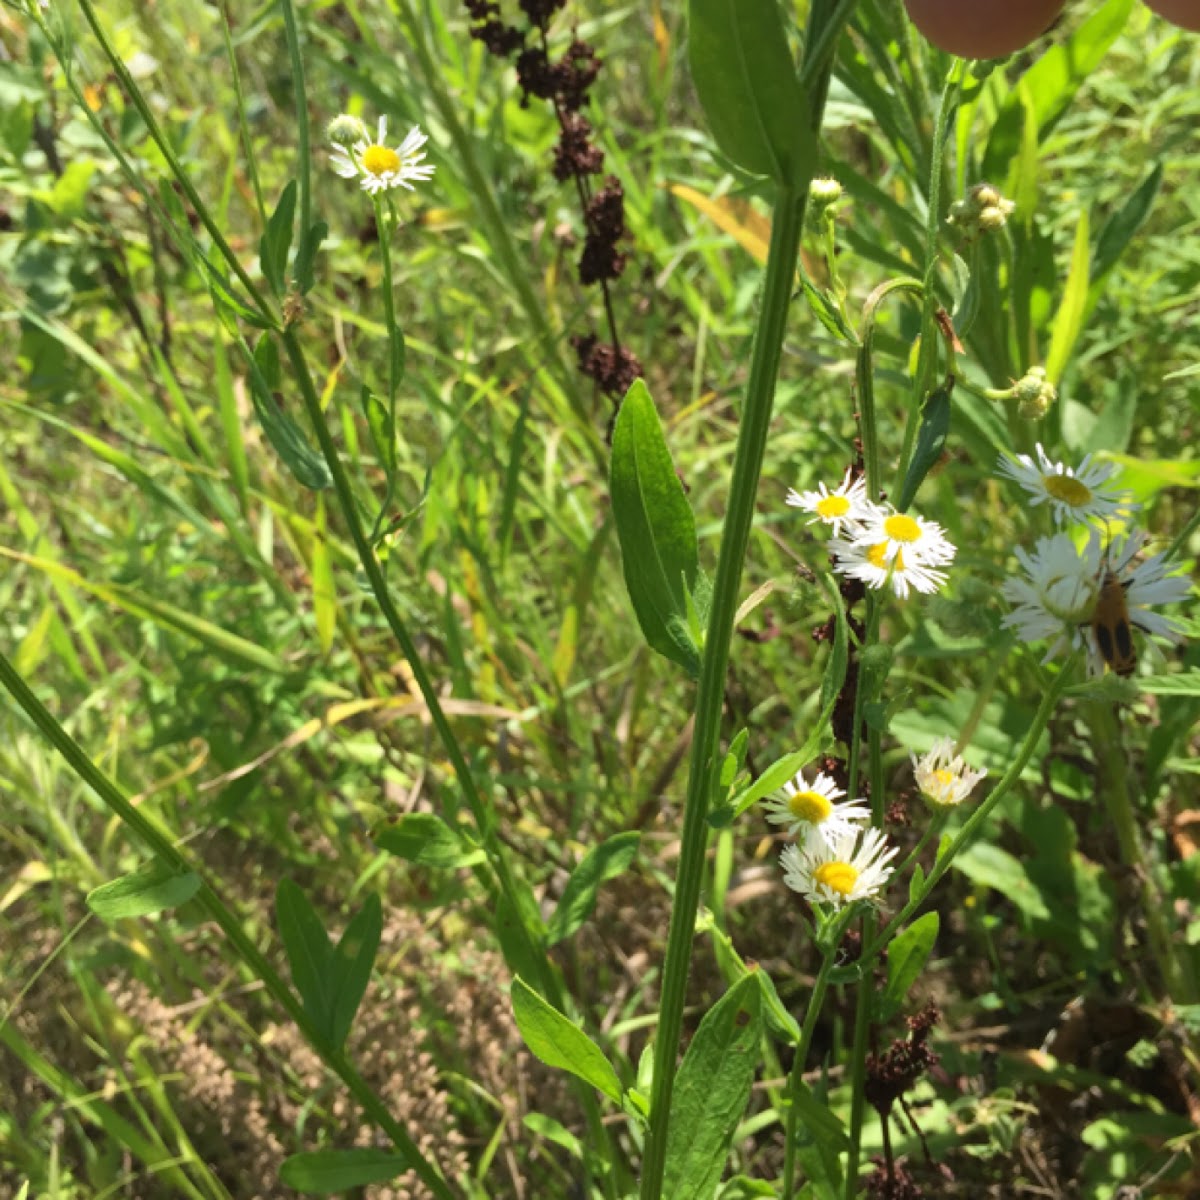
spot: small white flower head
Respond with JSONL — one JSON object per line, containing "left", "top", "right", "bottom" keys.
{"left": 330, "top": 118, "right": 435, "bottom": 195}
{"left": 831, "top": 505, "right": 956, "bottom": 599}
{"left": 997, "top": 444, "right": 1135, "bottom": 527}
{"left": 911, "top": 738, "right": 987, "bottom": 808}
{"left": 786, "top": 468, "right": 871, "bottom": 537}
{"left": 780, "top": 827, "right": 898, "bottom": 910}
{"left": 1000, "top": 532, "right": 1099, "bottom": 663}
{"left": 763, "top": 769, "right": 869, "bottom": 845}
{"left": 1000, "top": 528, "right": 1191, "bottom": 674}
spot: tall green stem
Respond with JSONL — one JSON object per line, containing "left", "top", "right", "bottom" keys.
{"left": 637, "top": 181, "right": 807, "bottom": 1200}
{"left": 0, "top": 652, "right": 455, "bottom": 1200}
{"left": 843, "top": 958, "right": 874, "bottom": 1199}
{"left": 638, "top": 9, "right": 853, "bottom": 1190}
{"left": 1087, "top": 701, "right": 1195, "bottom": 1004}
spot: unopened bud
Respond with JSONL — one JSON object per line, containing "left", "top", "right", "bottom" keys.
{"left": 326, "top": 114, "right": 367, "bottom": 146}
{"left": 809, "top": 176, "right": 843, "bottom": 208}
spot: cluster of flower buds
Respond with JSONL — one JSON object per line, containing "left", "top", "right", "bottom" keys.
{"left": 947, "top": 182, "right": 1015, "bottom": 238}
{"left": 464, "top": 0, "right": 642, "bottom": 406}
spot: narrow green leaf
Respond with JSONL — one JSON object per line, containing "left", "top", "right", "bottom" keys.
{"left": 279, "top": 1149, "right": 411, "bottom": 1193}
{"left": 1139, "top": 672, "right": 1200, "bottom": 696}
{"left": 276, "top": 879, "right": 336, "bottom": 1044}
{"left": 663, "top": 972, "right": 761, "bottom": 1199}
{"left": 880, "top": 912, "right": 939, "bottom": 1021}
{"left": 754, "top": 965, "right": 800, "bottom": 1045}
{"left": 247, "top": 334, "right": 333, "bottom": 490}
{"left": 799, "top": 273, "right": 859, "bottom": 344}
{"left": 511, "top": 977, "right": 623, "bottom": 1103}
{"left": 688, "top": 0, "right": 814, "bottom": 184}
{"left": 726, "top": 750, "right": 809, "bottom": 821}
{"left": 329, "top": 893, "right": 382, "bottom": 1051}
{"left": 494, "top": 889, "right": 548, "bottom": 988}
{"left": 909, "top": 862, "right": 926, "bottom": 908}
{"left": 373, "top": 813, "right": 486, "bottom": 869}
{"left": 360, "top": 385, "right": 397, "bottom": 474}
{"left": 199, "top": 257, "right": 272, "bottom": 331}
{"left": 522, "top": 1112, "right": 583, "bottom": 1160}
{"left": 547, "top": 832, "right": 640, "bottom": 945}
{"left": 293, "top": 220, "right": 328, "bottom": 295}
{"left": 87, "top": 860, "right": 200, "bottom": 921}
{"left": 311, "top": 495, "right": 336, "bottom": 655}
{"left": 259, "top": 179, "right": 297, "bottom": 296}
{"left": 1044, "top": 209, "right": 1090, "bottom": 386}
{"left": 1092, "top": 163, "right": 1161, "bottom": 284}
{"left": 610, "top": 380, "right": 700, "bottom": 675}
{"left": 896, "top": 384, "right": 951, "bottom": 512}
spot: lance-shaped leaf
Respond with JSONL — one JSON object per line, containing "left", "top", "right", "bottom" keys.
{"left": 663, "top": 972, "right": 762, "bottom": 1198}
{"left": 688, "top": 0, "right": 815, "bottom": 185}
{"left": 87, "top": 859, "right": 200, "bottom": 921}
{"left": 610, "top": 380, "right": 700, "bottom": 676}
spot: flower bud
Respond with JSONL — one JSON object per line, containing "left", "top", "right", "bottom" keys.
{"left": 326, "top": 114, "right": 367, "bottom": 146}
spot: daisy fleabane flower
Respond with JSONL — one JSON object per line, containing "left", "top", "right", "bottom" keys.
{"left": 1000, "top": 528, "right": 1191, "bottom": 674}
{"left": 780, "top": 827, "right": 898, "bottom": 910}
{"left": 763, "top": 768, "right": 869, "bottom": 846}
{"left": 831, "top": 504, "right": 956, "bottom": 599}
{"left": 997, "top": 444, "right": 1135, "bottom": 527}
{"left": 786, "top": 468, "right": 871, "bottom": 538}
{"left": 330, "top": 117, "right": 435, "bottom": 195}
{"left": 911, "top": 738, "right": 987, "bottom": 808}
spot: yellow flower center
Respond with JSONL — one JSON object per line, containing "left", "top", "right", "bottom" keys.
{"left": 788, "top": 789, "right": 833, "bottom": 823}
{"left": 816, "top": 495, "right": 851, "bottom": 520}
{"left": 933, "top": 768, "right": 956, "bottom": 790}
{"left": 866, "top": 543, "right": 905, "bottom": 571}
{"left": 882, "top": 513, "right": 921, "bottom": 543}
{"left": 1042, "top": 474, "right": 1091, "bottom": 506}
{"left": 362, "top": 144, "right": 401, "bottom": 176}
{"left": 814, "top": 861, "right": 859, "bottom": 896}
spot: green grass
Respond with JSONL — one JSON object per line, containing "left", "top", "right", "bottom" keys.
{"left": 2, "top": 0, "right": 1199, "bottom": 1196}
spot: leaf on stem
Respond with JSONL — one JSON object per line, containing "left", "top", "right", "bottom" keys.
{"left": 687, "top": 0, "right": 815, "bottom": 185}
{"left": 510, "top": 977, "right": 623, "bottom": 1103}
{"left": 610, "top": 380, "right": 701, "bottom": 676}
{"left": 663, "top": 971, "right": 762, "bottom": 1198}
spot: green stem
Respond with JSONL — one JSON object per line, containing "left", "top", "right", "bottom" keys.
{"left": 75, "top": 0, "right": 275, "bottom": 324}
{"left": 855, "top": 279, "right": 923, "bottom": 503}
{"left": 843, "top": 948, "right": 875, "bottom": 1199}
{"left": 893, "top": 61, "right": 963, "bottom": 501}
{"left": 639, "top": 11, "right": 855, "bottom": 1193}
{"left": 637, "top": 182, "right": 807, "bottom": 1200}
{"left": 781, "top": 940, "right": 841, "bottom": 1196}
{"left": 371, "top": 197, "right": 404, "bottom": 539}
{"left": 278, "top": 0, "right": 313, "bottom": 256}
{"left": 1087, "top": 701, "right": 1195, "bottom": 1004}
{"left": 0, "top": 652, "right": 455, "bottom": 1200}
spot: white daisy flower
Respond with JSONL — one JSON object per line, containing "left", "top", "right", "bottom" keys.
{"left": 780, "top": 827, "right": 898, "bottom": 910}
{"left": 830, "top": 505, "right": 956, "bottom": 599}
{"left": 763, "top": 769, "right": 870, "bottom": 846}
{"left": 1000, "top": 529, "right": 1191, "bottom": 675}
{"left": 1000, "top": 532, "right": 1097, "bottom": 663}
{"left": 330, "top": 118, "right": 435, "bottom": 195}
{"left": 786, "top": 468, "right": 872, "bottom": 538}
{"left": 911, "top": 737, "right": 987, "bottom": 808}
{"left": 997, "top": 444, "right": 1135, "bottom": 527}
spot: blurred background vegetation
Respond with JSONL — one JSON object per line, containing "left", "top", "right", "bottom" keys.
{"left": 1, "top": 0, "right": 1198, "bottom": 1195}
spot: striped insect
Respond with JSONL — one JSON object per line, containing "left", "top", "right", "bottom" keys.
{"left": 1088, "top": 560, "right": 1136, "bottom": 677}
